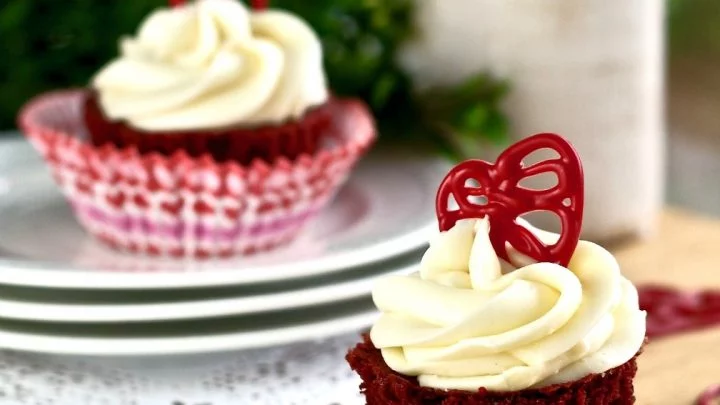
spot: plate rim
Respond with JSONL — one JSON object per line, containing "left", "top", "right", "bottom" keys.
{"left": 0, "top": 222, "right": 433, "bottom": 289}
{"left": 0, "top": 309, "right": 377, "bottom": 356}
{"left": 0, "top": 260, "right": 416, "bottom": 323}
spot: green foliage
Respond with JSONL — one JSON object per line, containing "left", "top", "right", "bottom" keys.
{"left": 0, "top": 0, "right": 162, "bottom": 128}
{"left": 416, "top": 74, "right": 510, "bottom": 159}
{"left": 0, "top": 0, "right": 509, "bottom": 158}
{"left": 669, "top": 0, "right": 720, "bottom": 57}
{"left": 277, "top": 0, "right": 415, "bottom": 113}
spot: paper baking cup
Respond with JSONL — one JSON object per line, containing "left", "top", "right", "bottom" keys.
{"left": 19, "top": 90, "right": 375, "bottom": 258}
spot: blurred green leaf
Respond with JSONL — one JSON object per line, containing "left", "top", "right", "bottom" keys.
{"left": 0, "top": 0, "right": 163, "bottom": 128}
{"left": 414, "top": 73, "right": 510, "bottom": 159}
{"left": 370, "top": 72, "right": 399, "bottom": 109}
{"left": 669, "top": 0, "right": 720, "bottom": 57}
{"left": 458, "top": 105, "right": 490, "bottom": 135}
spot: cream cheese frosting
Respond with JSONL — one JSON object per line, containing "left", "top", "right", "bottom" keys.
{"left": 91, "top": 0, "right": 328, "bottom": 131}
{"left": 370, "top": 217, "right": 646, "bottom": 392}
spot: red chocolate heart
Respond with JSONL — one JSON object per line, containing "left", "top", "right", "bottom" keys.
{"left": 436, "top": 133, "right": 584, "bottom": 267}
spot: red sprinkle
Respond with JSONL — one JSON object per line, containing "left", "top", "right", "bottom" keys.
{"left": 639, "top": 285, "right": 720, "bottom": 339}
{"left": 436, "top": 133, "right": 584, "bottom": 267}
{"left": 698, "top": 384, "right": 720, "bottom": 405}
{"left": 639, "top": 285, "right": 720, "bottom": 405}
{"left": 168, "top": 0, "right": 185, "bottom": 7}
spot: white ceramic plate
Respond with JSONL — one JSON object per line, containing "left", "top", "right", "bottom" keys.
{"left": 0, "top": 251, "right": 419, "bottom": 323}
{"left": 0, "top": 138, "right": 446, "bottom": 289}
{"left": 0, "top": 296, "right": 377, "bottom": 356}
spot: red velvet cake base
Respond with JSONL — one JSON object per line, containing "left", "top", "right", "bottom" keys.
{"left": 83, "top": 92, "right": 332, "bottom": 165}
{"left": 346, "top": 334, "right": 639, "bottom": 405}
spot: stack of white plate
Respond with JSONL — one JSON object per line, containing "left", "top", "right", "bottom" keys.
{"left": 0, "top": 137, "right": 448, "bottom": 356}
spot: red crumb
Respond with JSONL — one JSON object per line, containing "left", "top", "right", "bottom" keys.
{"left": 346, "top": 334, "right": 638, "bottom": 405}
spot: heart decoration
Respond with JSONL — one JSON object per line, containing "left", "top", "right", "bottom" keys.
{"left": 436, "top": 133, "right": 584, "bottom": 267}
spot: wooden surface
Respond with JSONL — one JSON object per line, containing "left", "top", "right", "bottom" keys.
{"left": 613, "top": 208, "right": 720, "bottom": 404}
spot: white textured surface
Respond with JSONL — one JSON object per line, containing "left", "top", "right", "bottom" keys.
{"left": 400, "top": 0, "right": 666, "bottom": 241}
{"left": 0, "top": 334, "right": 365, "bottom": 405}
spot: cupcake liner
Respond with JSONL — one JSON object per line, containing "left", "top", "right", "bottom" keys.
{"left": 19, "top": 90, "right": 375, "bottom": 258}
{"left": 346, "top": 335, "right": 639, "bottom": 405}
{"left": 83, "top": 91, "right": 333, "bottom": 165}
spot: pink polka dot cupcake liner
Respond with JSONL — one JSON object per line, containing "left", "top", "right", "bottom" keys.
{"left": 19, "top": 90, "right": 375, "bottom": 258}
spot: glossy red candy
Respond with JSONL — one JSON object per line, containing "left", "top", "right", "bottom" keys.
{"left": 436, "top": 133, "right": 584, "bottom": 267}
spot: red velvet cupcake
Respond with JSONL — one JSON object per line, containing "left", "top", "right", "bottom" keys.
{"left": 346, "top": 134, "right": 646, "bottom": 404}
{"left": 18, "top": 0, "right": 376, "bottom": 258}
{"left": 84, "top": 0, "right": 334, "bottom": 165}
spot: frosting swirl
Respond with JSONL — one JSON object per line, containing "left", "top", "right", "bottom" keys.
{"left": 370, "top": 218, "right": 646, "bottom": 392}
{"left": 91, "top": 0, "right": 328, "bottom": 131}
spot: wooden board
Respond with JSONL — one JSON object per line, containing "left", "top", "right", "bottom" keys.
{"left": 613, "top": 208, "right": 720, "bottom": 404}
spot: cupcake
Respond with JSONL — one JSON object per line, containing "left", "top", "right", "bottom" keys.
{"left": 19, "top": 0, "right": 375, "bottom": 258}
{"left": 347, "top": 133, "right": 646, "bottom": 404}
{"left": 83, "top": 0, "right": 333, "bottom": 165}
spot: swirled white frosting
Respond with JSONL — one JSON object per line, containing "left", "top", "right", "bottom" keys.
{"left": 91, "top": 0, "right": 328, "bottom": 131}
{"left": 370, "top": 217, "right": 646, "bottom": 392}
